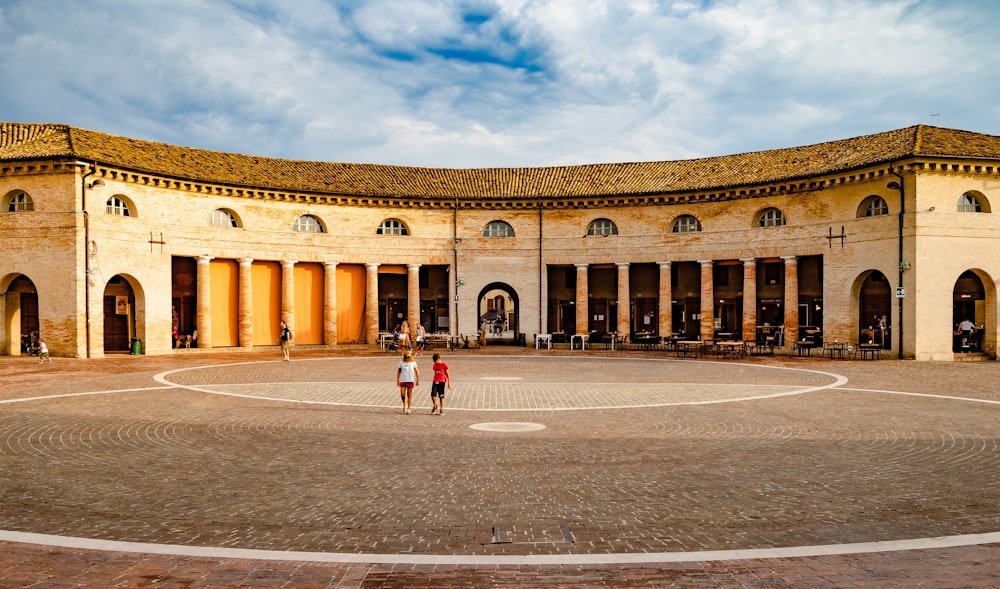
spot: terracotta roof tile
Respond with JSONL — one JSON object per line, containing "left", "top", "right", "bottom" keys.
{"left": 2, "top": 123, "right": 998, "bottom": 198}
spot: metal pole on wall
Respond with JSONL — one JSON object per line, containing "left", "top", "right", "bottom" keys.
{"left": 889, "top": 166, "right": 905, "bottom": 360}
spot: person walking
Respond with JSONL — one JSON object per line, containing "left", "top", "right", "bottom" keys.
{"left": 397, "top": 351, "right": 419, "bottom": 414}
{"left": 399, "top": 320, "right": 412, "bottom": 351}
{"left": 277, "top": 320, "right": 293, "bottom": 361}
{"left": 37, "top": 339, "right": 52, "bottom": 364}
{"left": 430, "top": 353, "right": 451, "bottom": 415}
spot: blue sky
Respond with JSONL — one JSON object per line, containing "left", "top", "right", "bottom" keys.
{"left": 1, "top": 0, "right": 999, "bottom": 167}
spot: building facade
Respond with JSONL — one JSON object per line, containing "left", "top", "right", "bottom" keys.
{"left": 1, "top": 122, "right": 998, "bottom": 361}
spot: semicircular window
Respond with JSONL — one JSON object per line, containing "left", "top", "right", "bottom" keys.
{"left": 587, "top": 218, "right": 618, "bottom": 236}
{"left": 483, "top": 220, "right": 514, "bottom": 237}
{"left": 293, "top": 214, "right": 324, "bottom": 233}
{"left": 755, "top": 207, "right": 785, "bottom": 227}
{"left": 671, "top": 214, "right": 701, "bottom": 233}
{"left": 5, "top": 190, "right": 34, "bottom": 212}
{"left": 377, "top": 218, "right": 409, "bottom": 235}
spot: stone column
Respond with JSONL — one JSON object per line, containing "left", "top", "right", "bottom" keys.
{"left": 699, "top": 260, "right": 714, "bottom": 340}
{"left": 783, "top": 256, "right": 799, "bottom": 344}
{"left": 324, "top": 262, "right": 338, "bottom": 345}
{"left": 238, "top": 258, "right": 253, "bottom": 348}
{"left": 616, "top": 262, "right": 630, "bottom": 338}
{"left": 741, "top": 258, "right": 757, "bottom": 342}
{"left": 281, "top": 260, "right": 296, "bottom": 333}
{"left": 196, "top": 255, "right": 214, "bottom": 349}
{"left": 575, "top": 263, "right": 589, "bottom": 335}
{"left": 658, "top": 261, "right": 672, "bottom": 336}
{"left": 407, "top": 263, "right": 421, "bottom": 333}
{"left": 365, "top": 263, "right": 380, "bottom": 344}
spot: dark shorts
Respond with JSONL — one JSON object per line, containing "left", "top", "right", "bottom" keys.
{"left": 400, "top": 382, "right": 415, "bottom": 390}
{"left": 431, "top": 382, "right": 446, "bottom": 397}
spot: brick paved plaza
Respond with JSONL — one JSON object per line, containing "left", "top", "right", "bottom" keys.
{"left": 0, "top": 348, "right": 998, "bottom": 587}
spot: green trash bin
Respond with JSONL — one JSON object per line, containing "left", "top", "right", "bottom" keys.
{"left": 130, "top": 337, "right": 143, "bottom": 355}
{"left": 518, "top": 333, "right": 526, "bottom": 347}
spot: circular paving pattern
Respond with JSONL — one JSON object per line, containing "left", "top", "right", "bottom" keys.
{"left": 0, "top": 355, "right": 997, "bottom": 565}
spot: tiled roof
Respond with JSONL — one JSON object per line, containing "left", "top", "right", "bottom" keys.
{"left": 2, "top": 122, "right": 999, "bottom": 199}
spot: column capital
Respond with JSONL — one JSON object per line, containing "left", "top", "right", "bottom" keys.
{"left": 407, "top": 263, "right": 422, "bottom": 271}
{"left": 575, "top": 263, "right": 589, "bottom": 269}
{"left": 366, "top": 262, "right": 380, "bottom": 271}
{"left": 197, "top": 255, "right": 214, "bottom": 264}
{"left": 740, "top": 257, "right": 756, "bottom": 265}
{"left": 657, "top": 261, "right": 672, "bottom": 269}
{"left": 324, "top": 261, "right": 339, "bottom": 269}
{"left": 238, "top": 257, "right": 253, "bottom": 267}
{"left": 281, "top": 260, "right": 297, "bottom": 268}
{"left": 780, "top": 255, "right": 798, "bottom": 264}
{"left": 697, "top": 259, "right": 713, "bottom": 267}
{"left": 615, "top": 262, "right": 630, "bottom": 269}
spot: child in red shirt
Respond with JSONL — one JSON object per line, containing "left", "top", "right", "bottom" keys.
{"left": 430, "top": 353, "right": 451, "bottom": 415}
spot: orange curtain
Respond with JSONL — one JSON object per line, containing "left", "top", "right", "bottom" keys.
{"left": 293, "top": 263, "right": 324, "bottom": 345}
{"left": 251, "top": 261, "right": 281, "bottom": 346}
{"left": 209, "top": 259, "right": 238, "bottom": 347}
{"left": 337, "top": 265, "right": 367, "bottom": 342}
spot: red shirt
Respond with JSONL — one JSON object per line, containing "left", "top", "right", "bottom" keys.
{"left": 432, "top": 361, "right": 449, "bottom": 383}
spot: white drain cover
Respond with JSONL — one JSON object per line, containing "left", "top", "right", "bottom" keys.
{"left": 469, "top": 422, "right": 546, "bottom": 432}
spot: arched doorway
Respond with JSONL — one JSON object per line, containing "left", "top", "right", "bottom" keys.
{"left": 952, "top": 270, "right": 985, "bottom": 352}
{"left": 477, "top": 282, "right": 519, "bottom": 344}
{"left": 1, "top": 274, "right": 39, "bottom": 356}
{"left": 103, "top": 275, "right": 140, "bottom": 353}
{"left": 858, "top": 271, "right": 891, "bottom": 348}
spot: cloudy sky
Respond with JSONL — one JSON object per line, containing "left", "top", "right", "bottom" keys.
{"left": 1, "top": 0, "right": 998, "bottom": 168}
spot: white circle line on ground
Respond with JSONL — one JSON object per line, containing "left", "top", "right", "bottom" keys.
{"left": 2, "top": 529, "right": 999, "bottom": 565}
{"left": 151, "top": 357, "right": 851, "bottom": 410}
{"left": 156, "top": 381, "right": 827, "bottom": 410}
{"left": 0, "top": 386, "right": 177, "bottom": 405}
{"left": 837, "top": 387, "right": 1000, "bottom": 406}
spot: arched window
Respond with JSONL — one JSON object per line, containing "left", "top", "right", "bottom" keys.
{"left": 106, "top": 196, "right": 131, "bottom": 217}
{"left": 859, "top": 196, "right": 889, "bottom": 217}
{"left": 211, "top": 209, "right": 240, "bottom": 227}
{"left": 587, "top": 218, "right": 618, "bottom": 236}
{"left": 293, "top": 214, "right": 324, "bottom": 233}
{"left": 958, "top": 192, "right": 988, "bottom": 213}
{"left": 483, "top": 220, "right": 514, "bottom": 237}
{"left": 671, "top": 214, "right": 701, "bottom": 233}
{"left": 5, "top": 190, "right": 33, "bottom": 212}
{"left": 755, "top": 207, "right": 785, "bottom": 227}
{"left": 377, "top": 218, "right": 409, "bottom": 235}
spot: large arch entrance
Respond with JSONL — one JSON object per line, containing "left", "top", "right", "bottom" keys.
{"left": 477, "top": 283, "right": 519, "bottom": 345}
{"left": 1, "top": 274, "right": 39, "bottom": 356}
{"left": 857, "top": 270, "right": 891, "bottom": 349}
{"left": 952, "top": 270, "right": 987, "bottom": 353}
{"left": 103, "top": 275, "right": 142, "bottom": 353}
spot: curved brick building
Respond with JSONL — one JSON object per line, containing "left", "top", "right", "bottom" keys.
{"left": 1, "top": 122, "right": 998, "bottom": 360}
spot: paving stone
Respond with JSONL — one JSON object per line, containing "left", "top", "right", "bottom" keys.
{"left": 0, "top": 348, "right": 997, "bottom": 586}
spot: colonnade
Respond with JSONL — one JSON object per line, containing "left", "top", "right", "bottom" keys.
{"left": 566, "top": 257, "right": 800, "bottom": 342}
{"left": 188, "top": 254, "right": 802, "bottom": 348}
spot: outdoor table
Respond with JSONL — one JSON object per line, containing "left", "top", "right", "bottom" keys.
{"left": 676, "top": 340, "right": 704, "bottom": 358}
{"left": 534, "top": 333, "right": 552, "bottom": 349}
{"left": 795, "top": 340, "right": 818, "bottom": 356}
{"left": 824, "top": 342, "right": 848, "bottom": 359}
{"left": 857, "top": 343, "right": 882, "bottom": 360}
{"left": 716, "top": 340, "right": 746, "bottom": 359}
{"left": 570, "top": 333, "right": 589, "bottom": 350}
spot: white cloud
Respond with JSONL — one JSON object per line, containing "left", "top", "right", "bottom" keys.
{"left": 1, "top": 0, "right": 999, "bottom": 167}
